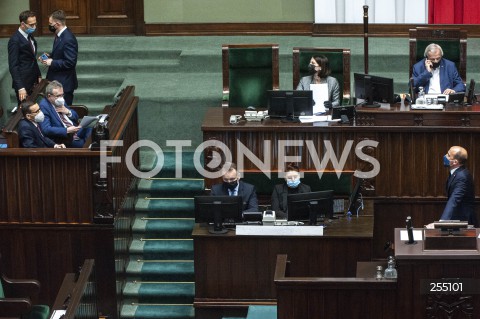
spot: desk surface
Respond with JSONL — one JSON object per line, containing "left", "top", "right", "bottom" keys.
{"left": 394, "top": 228, "right": 480, "bottom": 259}
{"left": 202, "top": 104, "right": 480, "bottom": 131}
{"left": 193, "top": 215, "right": 373, "bottom": 238}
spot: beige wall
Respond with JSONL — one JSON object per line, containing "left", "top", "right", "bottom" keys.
{"left": 144, "top": 0, "right": 314, "bottom": 23}
{"left": 0, "top": 0, "right": 30, "bottom": 24}
{"left": 0, "top": 0, "right": 313, "bottom": 24}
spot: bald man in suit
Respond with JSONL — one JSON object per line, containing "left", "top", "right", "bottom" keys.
{"left": 440, "top": 146, "right": 477, "bottom": 226}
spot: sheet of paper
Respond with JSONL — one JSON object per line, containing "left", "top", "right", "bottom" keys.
{"left": 299, "top": 115, "right": 332, "bottom": 123}
{"left": 50, "top": 310, "right": 66, "bottom": 319}
{"left": 310, "top": 83, "right": 329, "bottom": 114}
{"left": 236, "top": 225, "right": 324, "bottom": 236}
{"left": 79, "top": 115, "right": 99, "bottom": 128}
{"left": 400, "top": 229, "right": 423, "bottom": 241}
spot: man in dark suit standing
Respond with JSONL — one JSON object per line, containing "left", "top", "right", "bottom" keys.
{"left": 440, "top": 146, "right": 477, "bottom": 226}
{"left": 18, "top": 100, "right": 65, "bottom": 148}
{"left": 41, "top": 9, "right": 78, "bottom": 106}
{"left": 8, "top": 10, "right": 42, "bottom": 105}
{"left": 211, "top": 163, "right": 259, "bottom": 212}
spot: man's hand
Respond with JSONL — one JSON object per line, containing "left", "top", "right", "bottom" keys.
{"left": 41, "top": 58, "right": 53, "bottom": 66}
{"left": 56, "top": 105, "right": 70, "bottom": 114}
{"left": 54, "top": 144, "right": 66, "bottom": 148}
{"left": 18, "top": 88, "right": 27, "bottom": 101}
{"left": 443, "top": 89, "right": 456, "bottom": 95}
{"left": 67, "top": 126, "right": 80, "bottom": 134}
{"left": 425, "top": 59, "right": 433, "bottom": 73}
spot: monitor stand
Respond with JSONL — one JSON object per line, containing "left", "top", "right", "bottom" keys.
{"left": 359, "top": 100, "right": 381, "bottom": 108}
{"left": 210, "top": 204, "right": 228, "bottom": 234}
{"left": 281, "top": 115, "right": 300, "bottom": 123}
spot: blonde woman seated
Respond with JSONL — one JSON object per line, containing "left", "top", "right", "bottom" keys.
{"left": 271, "top": 163, "right": 311, "bottom": 219}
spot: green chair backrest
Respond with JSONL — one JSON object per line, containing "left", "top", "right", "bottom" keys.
{"left": 415, "top": 39, "right": 461, "bottom": 70}
{"left": 0, "top": 278, "right": 4, "bottom": 298}
{"left": 298, "top": 50, "right": 345, "bottom": 104}
{"left": 228, "top": 47, "right": 274, "bottom": 108}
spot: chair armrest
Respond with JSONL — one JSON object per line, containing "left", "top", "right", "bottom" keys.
{"left": 71, "top": 105, "right": 89, "bottom": 118}
{"left": 2, "top": 275, "right": 41, "bottom": 298}
{"left": 0, "top": 298, "right": 32, "bottom": 316}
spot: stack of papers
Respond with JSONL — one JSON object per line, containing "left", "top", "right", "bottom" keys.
{"left": 411, "top": 104, "right": 444, "bottom": 110}
{"left": 298, "top": 115, "right": 340, "bottom": 123}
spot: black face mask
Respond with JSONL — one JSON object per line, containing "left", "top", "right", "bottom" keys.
{"left": 224, "top": 180, "right": 238, "bottom": 191}
{"left": 307, "top": 63, "right": 316, "bottom": 74}
{"left": 48, "top": 24, "right": 56, "bottom": 33}
{"left": 431, "top": 61, "right": 440, "bottom": 69}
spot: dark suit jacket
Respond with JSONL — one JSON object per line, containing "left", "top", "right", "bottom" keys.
{"left": 8, "top": 30, "right": 41, "bottom": 93}
{"left": 18, "top": 119, "right": 56, "bottom": 148}
{"left": 46, "top": 27, "right": 78, "bottom": 93}
{"left": 412, "top": 58, "right": 465, "bottom": 93}
{"left": 39, "top": 97, "right": 79, "bottom": 140}
{"left": 210, "top": 180, "right": 259, "bottom": 212}
{"left": 440, "top": 166, "right": 477, "bottom": 226}
{"left": 271, "top": 183, "right": 311, "bottom": 219}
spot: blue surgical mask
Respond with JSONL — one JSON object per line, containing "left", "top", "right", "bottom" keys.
{"left": 443, "top": 155, "right": 451, "bottom": 167}
{"left": 25, "top": 27, "right": 36, "bottom": 35}
{"left": 287, "top": 179, "right": 300, "bottom": 188}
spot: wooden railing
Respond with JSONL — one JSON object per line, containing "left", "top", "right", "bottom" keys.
{"left": 0, "top": 85, "right": 139, "bottom": 224}
{"left": 52, "top": 259, "right": 98, "bottom": 319}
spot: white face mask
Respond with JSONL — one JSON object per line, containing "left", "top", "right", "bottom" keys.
{"left": 34, "top": 111, "right": 45, "bottom": 123}
{"left": 54, "top": 97, "right": 65, "bottom": 107}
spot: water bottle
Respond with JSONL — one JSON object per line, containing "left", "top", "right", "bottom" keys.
{"left": 416, "top": 87, "right": 426, "bottom": 105}
{"left": 384, "top": 256, "right": 398, "bottom": 279}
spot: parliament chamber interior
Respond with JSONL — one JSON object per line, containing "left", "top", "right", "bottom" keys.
{"left": 1, "top": 1, "right": 480, "bottom": 319}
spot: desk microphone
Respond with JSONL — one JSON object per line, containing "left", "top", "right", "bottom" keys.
{"left": 406, "top": 216, "right": 416, "bottom": 245}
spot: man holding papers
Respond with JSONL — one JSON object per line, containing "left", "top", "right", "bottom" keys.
{"left": 296, "top": 55, "right": 340, "bottom": 114}
{"left": 39, "top": 80, "right": 92, "bottom": 148}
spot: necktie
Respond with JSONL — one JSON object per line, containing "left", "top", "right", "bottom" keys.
{"left": 54, "top": 34, "right": 59, "bottom": 46}
{"left": 27, "top": 35, "right": 35, "bottom": 54}
{"left": 58, "top": 113, "right": 73, "bottom": 127}
{"left": 35, "top": 124, "right": 44, "bottom": 137}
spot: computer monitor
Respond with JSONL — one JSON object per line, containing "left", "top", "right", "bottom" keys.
{"left": 287, "top": 190, "right": 334, "bottom": 225}
{"left": 194, "top": 195, "right": 243, "bottom": 234}
{"left": 354, "top": 73, "right": 394, "bottom": 107}
{"left": 466, "top": 79, "right": 476, "bottom": 105}
{"left": 267, "top": 90, "right": 313, "bottom": 120}
{"left": 347, "top": 177, "right": 363, "bottom": 215}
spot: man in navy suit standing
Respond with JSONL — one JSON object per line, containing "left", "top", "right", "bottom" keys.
{"left": 8, "top": 10, "right": 42, "bottom": 105}
{"left": 412, "top": 43, "right": 465, "bottom": 95}
{"left": 18, "top": 100, "right": 65, "bottom": 148}
{"left": 41, "top": 9, "right": 78, "bottom": 106}
{"left": 211, "top": 162, "right": 259, "bottom": 212}
{"left": 440, "top": 146, "right": 477, "bottom": 226}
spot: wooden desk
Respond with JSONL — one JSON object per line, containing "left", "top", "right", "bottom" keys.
{"left": 394, "top": 228, "right": 480, "bottom": 318}
{"left": 202, "top": 106, "right": 480, "bottom": 198}
{"left": 193, "top": 216, "right": 373, "bottom": 319}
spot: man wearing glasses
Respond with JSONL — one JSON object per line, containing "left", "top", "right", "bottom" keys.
{"left": 7, "top": 10, "right": 42, "bottom": 105}
{"left": 39, "top": 80, "right": 90, "bottom": 148}
{"left": 210, "top": 162, "right": 259, "bottom": 212}
{"left": 18, "top": 100, "right": 65, "bottom": 148}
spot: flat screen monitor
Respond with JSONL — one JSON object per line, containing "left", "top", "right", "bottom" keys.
{"left": 194, "top": 195, "right": 243, "bottom": 234}
{"left": 347, "top": 177, "right": 363, "bottom": 215}
{"left": 354, "top": 73, "right": 394, "bottom": 107}
{"left": 466, "top": 79, "right": 476, "bottom": 105}
{"left": 267, "top": 90, "right": 313, "bottom": 120}
{"left": 287, "top": 190, "right": 334, "bottom": 225}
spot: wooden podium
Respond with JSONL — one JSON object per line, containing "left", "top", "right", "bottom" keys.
{"left": 394, "top": 228, "right": 480, "bottom": 319}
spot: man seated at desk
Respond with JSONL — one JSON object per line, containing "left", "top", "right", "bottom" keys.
{"left": 412, "top": 43, "right": 465, "bottom": 95}
{"left": 210, "top": 162, "right": 259, "bottom": 212}
{"left": 271, "top": 163, "right": 311, "bottom": 219}
{"left": 18, "top": 100, "right": 65, "bottom": 148}
{"left": 39, "top": 80, "right": 91, "bottom": 148}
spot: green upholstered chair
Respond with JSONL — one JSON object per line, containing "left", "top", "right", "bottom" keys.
{"left": 222, "top": 44, "right": 279, "bottom": 108}
{"left": 0, "top": 254, "right": 50, "bottom": 319}
{"left": 409, "top": 27, "right": 467, "bottom": 83}
{"left": 293, "top": 47, "right": 351, "bottom": 105}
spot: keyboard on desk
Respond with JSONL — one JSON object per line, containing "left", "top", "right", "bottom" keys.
{"left": 411, "top": 104, "right": 444, "bottom": 110}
